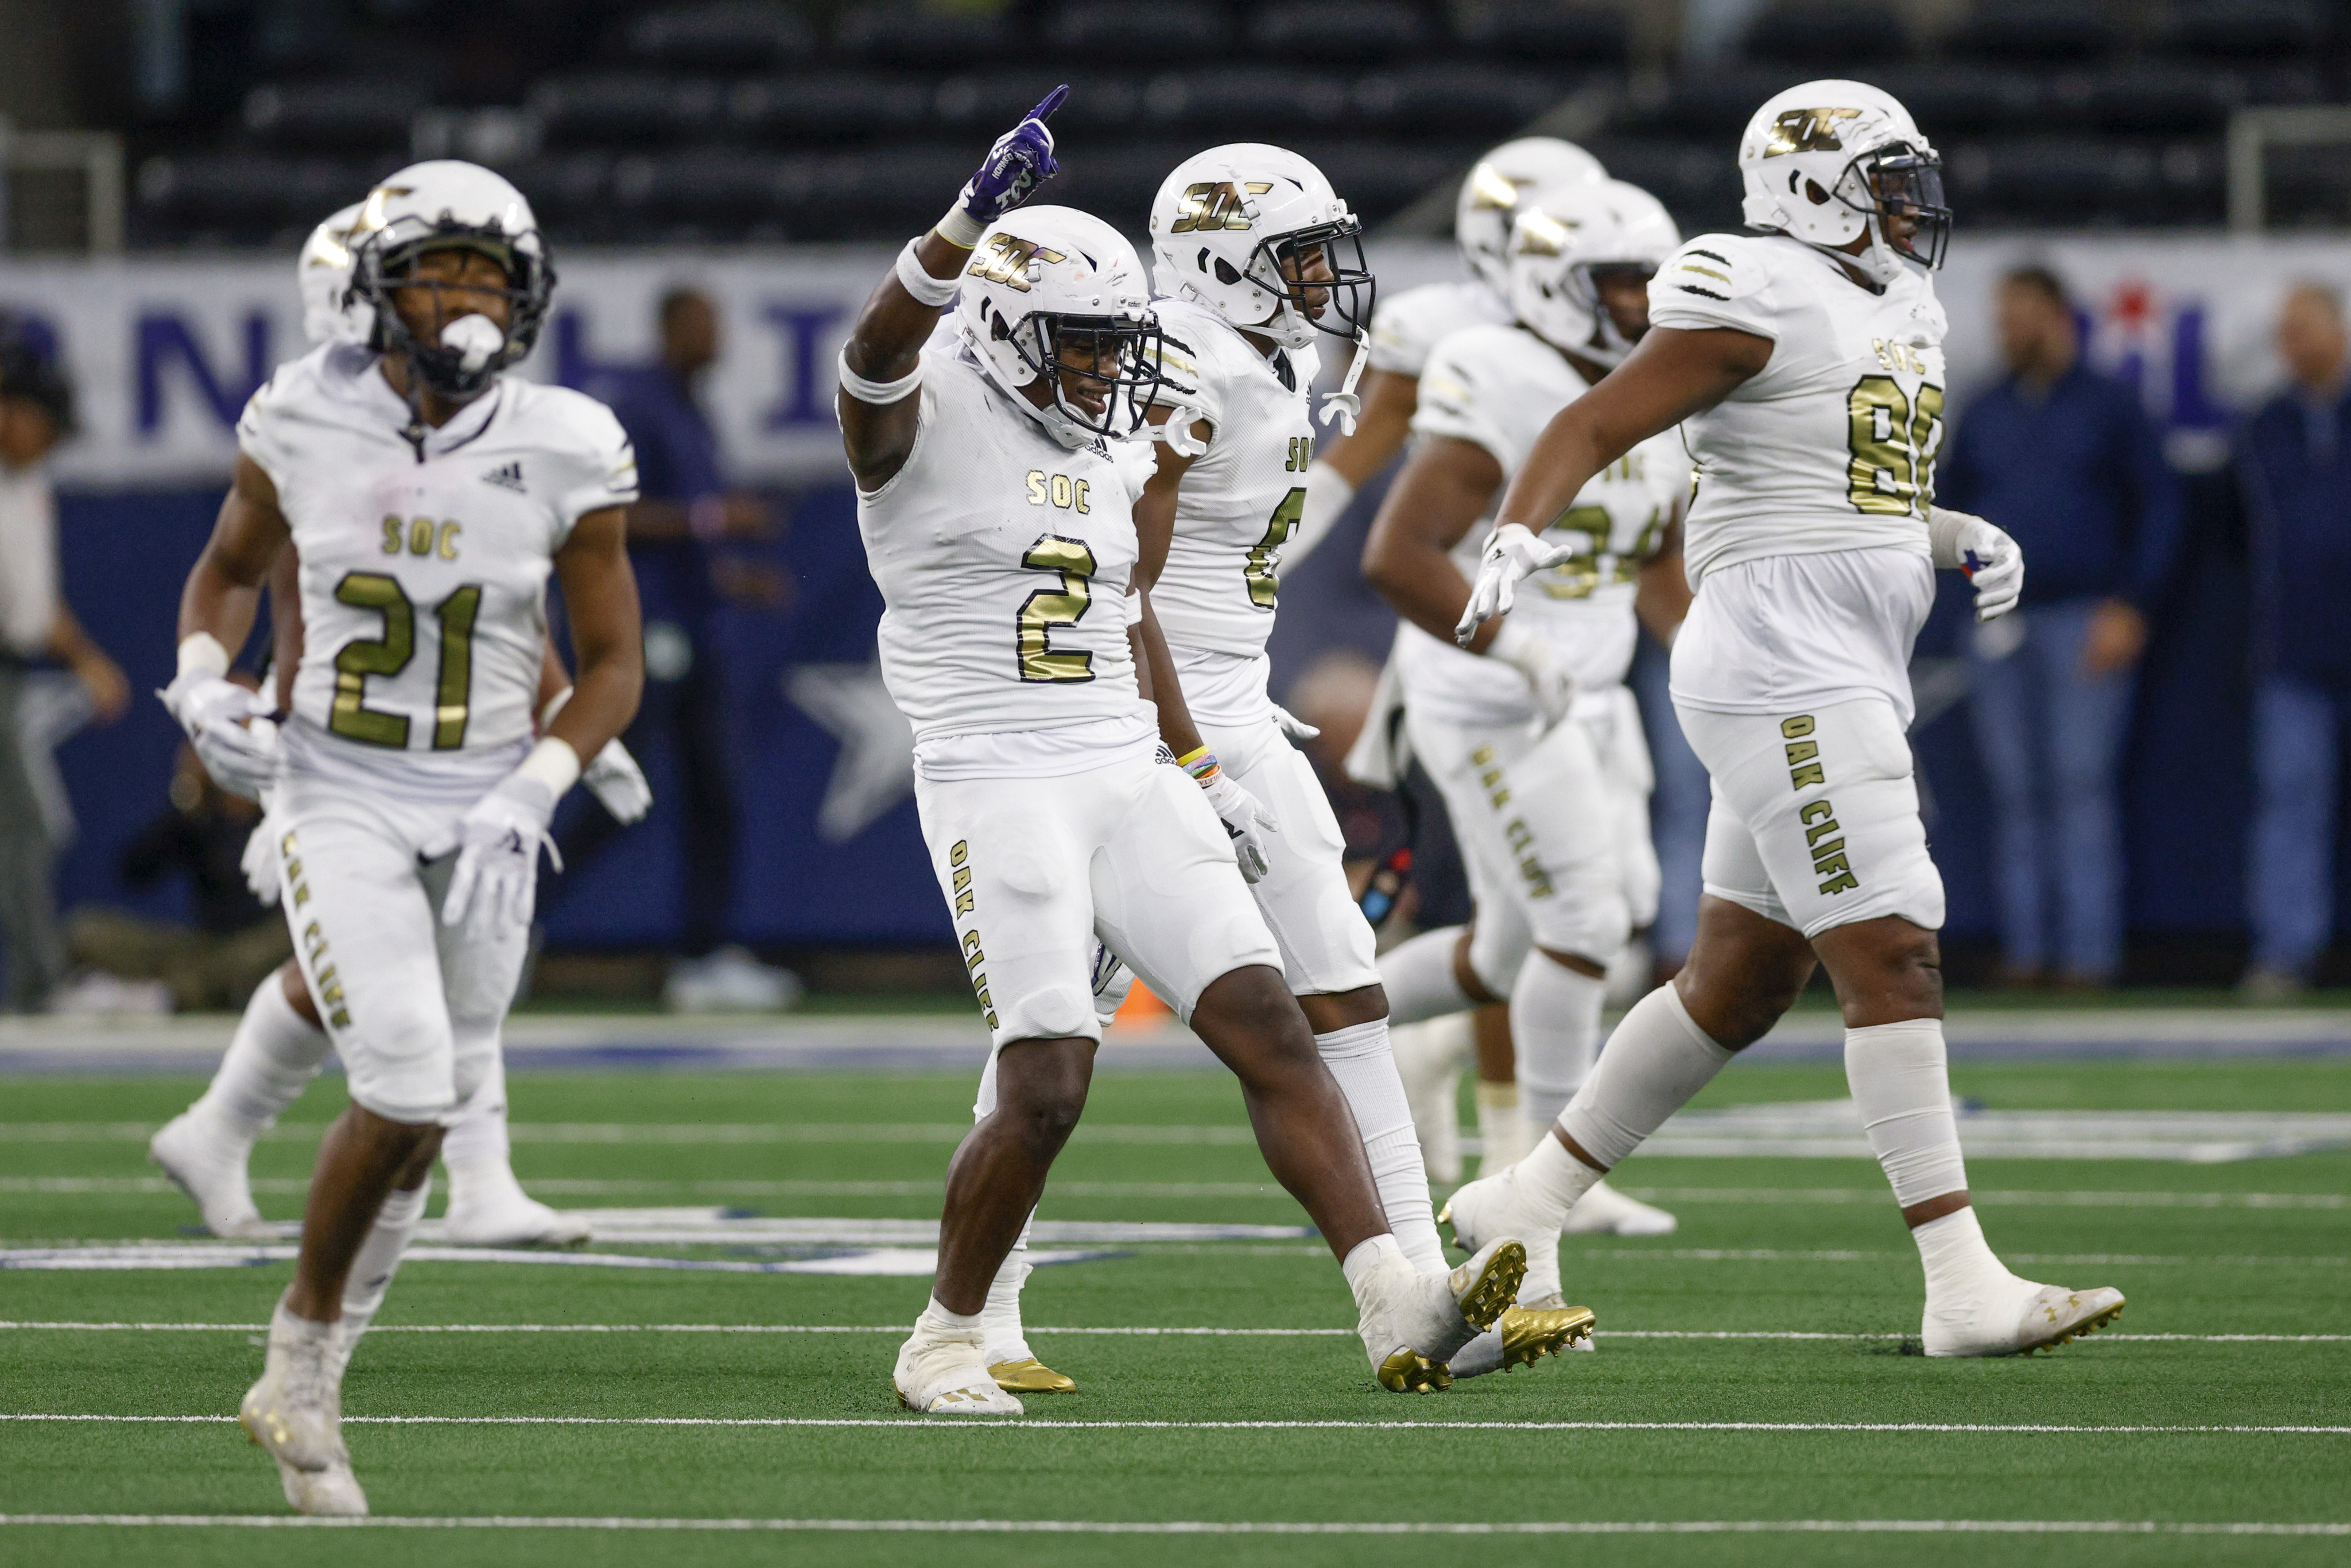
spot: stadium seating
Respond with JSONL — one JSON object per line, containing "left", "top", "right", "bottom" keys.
{"left": 121, "top": 0, "right": 2351, "bottom": 247}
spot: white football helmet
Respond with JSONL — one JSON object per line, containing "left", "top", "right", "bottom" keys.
{"left": 1737, "top": 79, "right": 1949, "bottom": 286}
{"left": 955, "top": 204, "right": 1164, "bottom": 450}
{"left": 298, "top": 203, "right": 373, "bottom": 347}
{"left": 347, "top": 159, "right": 554, "bottom": 400}
{"left": 1506, "top": 177, "right": 1679, "bottom": 368}
{"left": 1148, "top": 143, "right": 1374, "bottom": 352}
{"left": 1456, "top": 137, "right": 1607, "bottom": 298}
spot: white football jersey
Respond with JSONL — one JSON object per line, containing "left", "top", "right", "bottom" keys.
{"left": 237, "top": 344, "right": 637, "bottom": 797}
{"left": 1647, "top": 232, "right": 1946, "bottom": 584}
{"left": 858, "top": 346, "right": 1152, "bottom": 753}
{"left": 1146, "top": 298, "right": 1318, "bottom": 723}
{"left": 1396, "top": 323, "right": 1687, "bottom": 727}
{"left": 1365, "top": 278, "right": 1511, "bottom": 379}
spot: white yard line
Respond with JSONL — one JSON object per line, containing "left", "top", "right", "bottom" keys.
{"left": 5, "top": 1414, "right": 2348, "bottom": 1435}
{"left": 0, "top": 1321, "right": 2342, "bottom": 1342}
{"left": 0, "top": 1515, "right": 2343, "bottom": 1536}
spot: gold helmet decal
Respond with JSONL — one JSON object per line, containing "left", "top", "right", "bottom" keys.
{"left": 1167, "top": 180, "right": 1276, "bottom": 235}
{"left": 1512, "top": 209, "right": 1578, "bottom": 257}
{"left": 967, "top": 233, "right": 1069, "bottom": 291}
{"left": 1464, "top": 160, "right": 1531, "bottom": 212}
{"left": 1763, "top": 108, "right": 1863, "bottom": 157}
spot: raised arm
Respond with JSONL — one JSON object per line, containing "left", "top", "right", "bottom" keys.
{"left": 837, "top": 87, "right": 1068, "bottom": 492}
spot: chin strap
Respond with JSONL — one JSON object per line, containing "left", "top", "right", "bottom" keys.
{"left": 1317, "top": 327, "right": 1371, "bottom": 436}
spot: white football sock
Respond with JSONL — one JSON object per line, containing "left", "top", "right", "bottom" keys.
{"left": 1389, "top": 1015, "right": 1470, "bottom": 1183}
{"left": 1514, "top": 1130, "right": 1604, "bottom": 1228}
{"left": 1475, "top": 1080, "right": 1533, "bottom": 1171}
{"left": 981, "top": 1212, "right": 1035, "bottom": 1364}
{"left": 1558, "top": 984, "right": 1734, "bottom": 1170}
{"left": 328, "top": 1175, "right": 429, "bottom": 1379}
{"left": 1844, "top": 1019, "right": 1969, "bottom": 1209}
{"left": 190, "top": 976, "right": 331, "bottom": 1143}
{"left": 1511, "top": 952, "right": 1607, "bottom": 1130}
{"left": 1378, "top": 927, "right": 1472, "bottom": 1025}
{"left": 440, "top": 1053, "right": 515, "bottom": 1207}
{"left": 1317, "top": 1019, "right": 1444, "bottom": 1274}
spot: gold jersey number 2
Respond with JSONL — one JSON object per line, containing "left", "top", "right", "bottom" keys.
{"left": 327, "top": 570, "right": 485, "bottom": 749}
{"left": 1017, "top": 535, "right": 1097, "bottom": 682}
{"left": 1846, "top": 374, "right": 1944, "bottom": 517}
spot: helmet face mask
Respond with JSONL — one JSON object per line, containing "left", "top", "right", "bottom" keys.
{"left": 1738, "top": 80, "right": 1946, "bottom": 286}
{"left": 958, "top": 207, "right": 1163, "bottom": 449}
{"left": 998, "top": 307, "right": 1166, "bottom": 443}
{"left": 1835, "top": 143, "right": 1950, "bottom": 271}
{"left": 1150, "top": 145, "right": 1375, "bottom": 352}
{"left": 1506, "top": 178, "right": 1679, "bottom": 368}
{"left": 1242, "top": 216, "right": 1375, "bottom": 347}
{"left": 347, "top": 161, "right": 554, "bottom": 405}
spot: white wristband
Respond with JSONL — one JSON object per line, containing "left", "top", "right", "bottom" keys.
{"left": 515, "top": 735, "right": 583, "bottom": 798}
{"left": 836, "top": 348, "right": 922, "bottom": 407}
{"left": 176, "top": 631, "right": 230, "bottom": 682}
{"left": 895, "top": 238, "right": 962, "bottom": 308}
{"left": 934, "top": 204, "right": 986, "bottom": 250}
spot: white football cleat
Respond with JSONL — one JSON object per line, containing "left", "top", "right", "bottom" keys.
{"left": 1924, "top": 1276, "right": 2126, "bottom": 1357}
{"left": 149, "top": 1111, "right": 270, "bottom": 1239}
{"left": 1355, "top": 1237, "right": 1526, "bottom": 1392}
{"left": 895, "top": 1333, "right": 1025, "bottom": 1415}
{"left": 241, "top": 1301, "right": 367, "bottom": 1516}
{"left": 1441, "top": 1163, "right": 1563, "bottom": 1305}
{"left": 439, "top": 1173, "right": 591, "bottom": 1248}
{"left": 1559, "top": 1178, "right": 1678, "bottom": 1237}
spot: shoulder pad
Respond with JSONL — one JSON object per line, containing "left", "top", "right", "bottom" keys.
{"left": 1655, "top": 236, "right": 1772, "bottom": 306}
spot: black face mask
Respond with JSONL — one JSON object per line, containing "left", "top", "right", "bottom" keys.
{"left": 1247, "top": 219, "right": 1378, "bottom": 343}
{"left": 1845, "top": 143, "right": 1952, "bottom": 270}
{"left": 1001, "top": 310, "right": 1167, "bottom": 441}
{"left": 356, "top": 224, "right": 556, "bottom": 401}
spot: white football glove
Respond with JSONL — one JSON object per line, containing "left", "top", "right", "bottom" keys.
{"left": 158, "top": 671, "right": 279, "bottom": 800}
{"left": 1456, "top": 522, "right": 1570, "bottom": 645}
{"left": 240, "top": 809, "right": 280, "bottom": 908}
{"left": 1199, "top": 771, "right": 1278, "bottom": 883}
{"left": 1487, "top": 619, "right": 1576, "bottom": 729}
{"left": 440, "top": 771, "right": 561, "bottom": 934}
{"left": 1928, "top": 506, "right": 2025, "bottom": 623}
{"left": 584, "top": 738, "right": 653, "bottom": 824}
{"left": 1270, "top": 703, "right": 1320, "bottom": 744}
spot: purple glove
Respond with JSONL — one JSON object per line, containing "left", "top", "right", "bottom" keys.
{"left": 942, "top": 86, "right": 1067, "bottom": 243}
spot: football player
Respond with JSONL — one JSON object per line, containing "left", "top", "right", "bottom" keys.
{"left": 973, "top": 143, "right": 1596, "bottom": 1394}
{"left": 1363, "top": 178, "right": 1694, "bottom": 1311}
{"left": 836, "top": 91, "right": 1523, "bottom": 1415}
{"left": 150, "top": 202, "right": 650, "bottom": 1251}
{"left": 1299, "top": 138, "right": 1609, "bottom": 1173}
{"left": 162, "top": 160, "right": 643, "bottom": 1511}
{"left": 1447, "top": 81, "right": 2127, "bottom": 1357}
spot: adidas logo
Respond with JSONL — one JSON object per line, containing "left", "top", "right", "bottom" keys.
{"left": 480, "top": 460, "right": 526, "bottom": 494}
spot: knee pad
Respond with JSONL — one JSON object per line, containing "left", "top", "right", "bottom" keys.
{"left": 1466, "top": 917, "right": 1528, "bottom": 1002}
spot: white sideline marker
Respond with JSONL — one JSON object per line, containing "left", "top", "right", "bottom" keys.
{"left": 0, "top": 1516, "right": 2345, "bottom": 1537}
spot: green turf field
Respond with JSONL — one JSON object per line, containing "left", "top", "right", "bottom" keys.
{"left": 2, "top": 1052, "right": 2346, "bottom": 1566}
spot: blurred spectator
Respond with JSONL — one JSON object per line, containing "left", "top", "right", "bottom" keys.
{"left": 566, "top": 286, "right": 799, "bottom": 1011}
{"left": 0, "top": 336, "right": 126, "bottom": 1011}
{"left": 1942, "top": 266, "right": 2183, "bottom": 988}
{"left": 2238, "top": 283, "right": 2351, "bottom": 1001}
{"left": 64, "top": 733, "right": 290, "bottom": 1013}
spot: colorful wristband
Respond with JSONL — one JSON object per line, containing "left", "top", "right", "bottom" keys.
{"left": 1177, "top": 746, "right": 1220, "bottom": 785}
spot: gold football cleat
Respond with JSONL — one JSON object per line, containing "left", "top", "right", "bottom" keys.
{"left": 1376, "top": 1350, "right": 1453, "bottom": 1394}
{"left": 1496, "top": 1302, "right": 1597, "bottom": 1369}
{"left": 990, "top": 1357, "right": 1077, "bottom": 1394}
